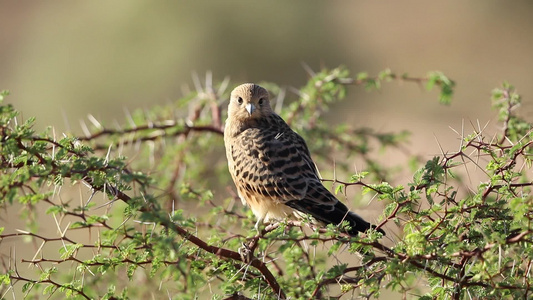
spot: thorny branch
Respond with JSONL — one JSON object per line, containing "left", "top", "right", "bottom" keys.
{"left": 2, "top": 74, "right": 533, "bottom": 299}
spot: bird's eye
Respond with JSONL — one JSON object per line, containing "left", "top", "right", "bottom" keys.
{"left": 258, "top": 98, "right": 264, "bottom": 106}
{"left": 237, "top": 97, "right": 243, "bottom": 105}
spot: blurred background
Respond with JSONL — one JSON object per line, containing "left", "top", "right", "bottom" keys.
{"left": 2, "top": 1, "right": 532, "bottom": 145}
{"left": 2, "top": 1, "right": 533, "bottom": 297}
{"left": 3, "top": 0, "right": 533, "bottom": 237}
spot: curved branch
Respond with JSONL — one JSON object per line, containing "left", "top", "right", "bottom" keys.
{"left": 87, "top": 179, "right": 287, "bottom": 299}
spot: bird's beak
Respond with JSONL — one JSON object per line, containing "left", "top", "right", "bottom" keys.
{"left": 245, "top": 103, "right": 256, "bottom": 115}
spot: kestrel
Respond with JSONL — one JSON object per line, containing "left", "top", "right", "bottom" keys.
{"left": 224, "top": 83, "right": 384, "bottom": 236}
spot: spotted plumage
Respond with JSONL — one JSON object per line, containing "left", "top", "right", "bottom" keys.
{"left": 224, "top": 83, "right": 384, "bottom": 235}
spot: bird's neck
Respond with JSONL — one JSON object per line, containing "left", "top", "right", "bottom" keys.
{"left": 225, "top": 114, "right": 281, "bottom": 138}
{"left": 224, "top": 118, "right": 257, "bottom": 137}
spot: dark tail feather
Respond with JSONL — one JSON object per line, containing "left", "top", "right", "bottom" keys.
{"left": 345, "top": 210, "right": 385, "bottom": 236}
{"left": 286, "top": 199, "right": 385, "bottom": 236}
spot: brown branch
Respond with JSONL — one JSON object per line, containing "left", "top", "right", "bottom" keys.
{"left": 83, "top": 180, "right": 287, "bottom": 299}
{"left": 77, "top": 123, "right": 223, "bottom": 142}
{"left": 9, "top": 275, "right": 91, "bottom": 300}
{"left": 158, "top": 217, "right": 286, "bottom": 299}
{"left": 334, "top": 74, "right": 431, "bottom": 86}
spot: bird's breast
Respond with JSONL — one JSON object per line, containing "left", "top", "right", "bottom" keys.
{"left": 238, "top": 187, "right": 295, "bottom": 222}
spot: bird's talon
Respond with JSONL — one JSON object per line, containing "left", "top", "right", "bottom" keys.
{"left": 238, "top": 242, "right": 253, "bottom": 263}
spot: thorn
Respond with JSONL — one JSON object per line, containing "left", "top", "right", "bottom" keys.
{"left": 300, "top": 61, "right": 316, "bottom": 77}
{"left": 274, "top": 88, "right": 286, "bottom": 114}
{"left": 80, "top": 120, "right": 91, "bottom": 138}
{"left": 206, "top": 70, "right": 213, "bottom": 92}
{"left": 192, "top": 71, "right": 202, "bottom": 94}
{"left": 123, "top": 107, "right": 136, "bottom": 128}
{"left": 30, "top": 241, "right": 46, "bottom": 267}
{"left": 87, "top": 114, "right": 103, "bottom": 130}
{"left": 433, "top": 134, "right": 445, "bottom": 157}
{"left": 218, "top": 76, "right": 231, "bottom": 97}
{"left": 85, "top": 190, "right": 96, "bottom": 208}
{"left": 51, "top": 127, "right": 56, "bottom": 160}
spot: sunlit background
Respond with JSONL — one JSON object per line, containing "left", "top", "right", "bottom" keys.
{"left": 3, "top": 1, "right": 532, "bottom": 136}
{"left": 3, "top": 1, "right": 533, "bottom": 191}
{"left": 1, "top": 1, "right": 533, "bottom": 297}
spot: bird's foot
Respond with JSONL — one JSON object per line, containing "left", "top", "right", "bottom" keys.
{"left": 254, "top": 218, "right": 264, "bottom": 235}
{"left": 238, "top": 242, "right": 253, "bottom": 263}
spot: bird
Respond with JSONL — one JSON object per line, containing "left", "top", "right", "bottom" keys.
{"left": 224, "top": 83, "right": 384, "bottom": 236}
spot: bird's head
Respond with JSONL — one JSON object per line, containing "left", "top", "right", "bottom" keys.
{"left": 228, "top": 83, "right": 272, "bottom": 122}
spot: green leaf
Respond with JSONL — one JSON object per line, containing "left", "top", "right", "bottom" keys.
{"left": 334, "top": 184, "right": 343, "bottom": 195}
{"left": 0, "top": 273, "right": 11, "bottom": 285}
{"left": 59, "top": 244, "right": 83, "bottom": 259}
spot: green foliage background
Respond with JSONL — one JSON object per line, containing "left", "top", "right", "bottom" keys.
{"left": 1, "top": 67, "right": 532, "bottom": 299}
